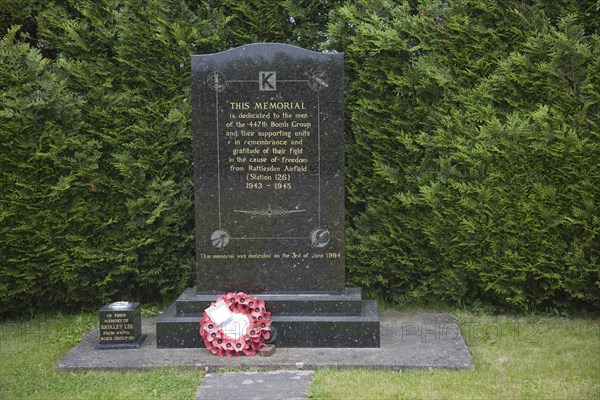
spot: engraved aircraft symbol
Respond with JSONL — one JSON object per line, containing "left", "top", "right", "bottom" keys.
{"left": 234, "top": 204, "right": 305, "bottom": 218}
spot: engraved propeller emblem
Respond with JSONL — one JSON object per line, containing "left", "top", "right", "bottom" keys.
{"left": 207, "top": 71, "right": 227, "bottom": 92}
{"left": 306, "top": 70, "right": 329, "bottom": 91}
{"left": 310, "top": 228, "right": 330, "bottom": 248}
{"left": 234, "top": 204, "right": 305, "bottom": 218}
{"left": 210, "top": 229, "right": 230, "bottom": 249}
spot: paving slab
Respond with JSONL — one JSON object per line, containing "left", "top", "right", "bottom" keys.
{"left": 55, "top": 310, "right": 473, "bottom": 372}
{"left": 196, "top": 370, "right": 314, "bottom": 400}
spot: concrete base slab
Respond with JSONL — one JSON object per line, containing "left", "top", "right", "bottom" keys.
{"left": 196, "top": 371, "right": 314, "bottom": 400}
{"left": 55, "top": 310, "right": 473, "bottom": 372}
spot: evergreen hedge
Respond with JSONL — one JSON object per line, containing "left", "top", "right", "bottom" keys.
{"left": 1, "top": 0, "right": 597, "bottom": 317}
{"left": 327, "top": 0, "right": 599, "bottom": 311}
{"left": 0, "top": 0, "right": 339, "bottom": 317}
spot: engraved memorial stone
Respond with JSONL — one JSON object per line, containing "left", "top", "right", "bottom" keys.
{"left": 96, "top": 301, "right": 146, "bottom": 350}
{"left": 156, "top": 44, "right": 379, "bottom": 348}
{"left": 192, "top": 43, "right": 345, "bottom": 293}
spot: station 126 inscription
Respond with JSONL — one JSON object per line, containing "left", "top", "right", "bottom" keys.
{"left": 192, "top": 44, "right": 345, "bottom": 293}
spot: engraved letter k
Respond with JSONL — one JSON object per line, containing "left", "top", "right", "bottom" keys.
{"left": 259, "top": 71, "right": 276, "bottom": 91}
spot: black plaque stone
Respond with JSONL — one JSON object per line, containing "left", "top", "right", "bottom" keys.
{"left": 96, "top": 301, "right": 146, "bottom": 350}
{"left": 192, "top": 43, "right": 345, "bottom": 294}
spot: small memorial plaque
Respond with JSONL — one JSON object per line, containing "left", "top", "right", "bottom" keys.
{"left": 95, "top": 301, "right": 146, "bottom": 350}
{"left": 192, "top": 43, "right": 345, "bottom": 294}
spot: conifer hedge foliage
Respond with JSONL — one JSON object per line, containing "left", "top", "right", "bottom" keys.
{"left": 327, "top": 0, "right": 599, "bottom": 311}
{"left": 1, "top": 0, "right": 597, "bottom": 316}
{"left": 0, "top": 0, "right": 340, "bottom": 317}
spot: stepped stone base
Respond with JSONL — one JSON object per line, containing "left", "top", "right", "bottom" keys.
{"left": 156, "top": 288, "right": 380, "bottom": 348}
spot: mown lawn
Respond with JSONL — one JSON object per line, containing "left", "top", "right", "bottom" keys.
{"left": 0, "top": 313, "right": 201, "bottom": 400}
{"left": 309, "top": 311, "right": 600, "bottom": 399}
{"left": 1, "top": 310, "right": 598, "bottom": 399}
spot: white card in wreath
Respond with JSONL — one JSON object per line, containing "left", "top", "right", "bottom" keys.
{"left": 205, "top": 300, "right": 233, "bottom": 326}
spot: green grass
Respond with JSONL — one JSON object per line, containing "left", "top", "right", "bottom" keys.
{"left": 309, "top": 311, "right": 600, "bottom": 399}
{"left": 1, "top": 310, "right": 598, "bottom": 399}
{"left": 0, "top": 313, "right": 202, "bottom": 400}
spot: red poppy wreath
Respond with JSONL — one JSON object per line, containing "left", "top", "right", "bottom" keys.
{"left": 199, "top": 292, "right": 271, "bottom": 356}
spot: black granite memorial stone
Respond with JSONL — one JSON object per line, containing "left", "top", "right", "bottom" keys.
{"left": 156, "top": 44, "right": 380, "bottom": 348}
{"left": 96, "top": 302, "right": 146, "bottom": 350}
{"left": 192, "top": 43, "right": 345, "bottom": 294}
